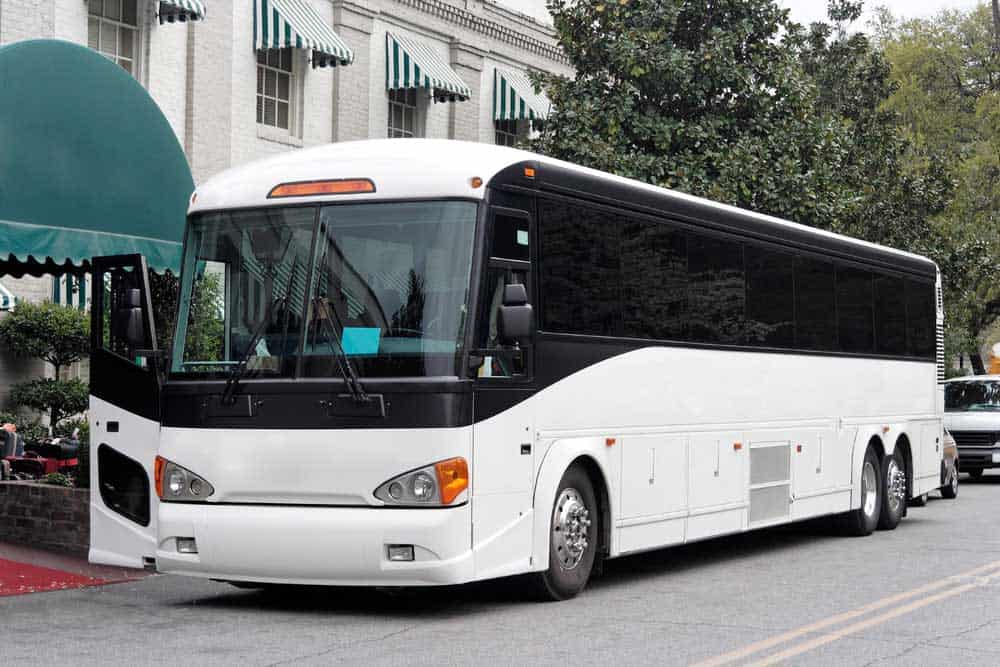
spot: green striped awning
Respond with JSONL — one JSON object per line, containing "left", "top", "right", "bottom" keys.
{"left": 494, "top": 67, "right": 550, "bottom": 121}
{"left": 157, "top": 0, "right": 205, "bottom": 24}
{"left": 385, "top": 32, "right": 471, "bottom": 102}
{"left": 253, "top": 0, "right": 353, "bottom": 68}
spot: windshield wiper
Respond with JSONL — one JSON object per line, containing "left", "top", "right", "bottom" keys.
{"left": 220, "top": 292, "right": 289, "bottom": 405}
{"left": 311, "top": 297, "right": 369, "bottom": 404}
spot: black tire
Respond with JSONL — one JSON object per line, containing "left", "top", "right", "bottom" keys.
{"left": 840, "top": 445, "right": 881, "bottom": 536}
{"left": 909, "top": 493, "right": 928, "bottom": 507}
{"left": 531, "top": 465, "right": 599, "bottom": 601}
{"left": 941, "top": 468, "right": 959, "bottom": 499}
{"left": 878, "top": 453, "right": 906, "bottom": 530}
{"left": 967, "top": 468, "right": 984, "bottom": 480}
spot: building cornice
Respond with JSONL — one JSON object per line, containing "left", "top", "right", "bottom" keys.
{"left": 390, "top": 0, "right": 568, "bottom": 65}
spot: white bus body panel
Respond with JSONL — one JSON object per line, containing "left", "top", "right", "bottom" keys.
{"left": 516, "top": 346, "right": 940, "bottom": 568}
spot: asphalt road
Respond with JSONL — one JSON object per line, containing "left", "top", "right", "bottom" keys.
{"left": 5, "top": 473, "right": 1000, "bottom": 666}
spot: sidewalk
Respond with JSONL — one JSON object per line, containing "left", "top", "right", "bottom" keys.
{"left": 0, "top": 541, "right": 149, "bottom": 597}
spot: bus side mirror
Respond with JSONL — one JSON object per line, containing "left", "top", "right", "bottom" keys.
{"left": 115, "top": 288, "right": 146, "bottom": 348}
{"left": 499, "top": 284, "right": 532, "bottom": 342}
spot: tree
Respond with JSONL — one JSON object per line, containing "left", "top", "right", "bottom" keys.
{"left": 9, "top": 379, "right": 89, "bottom": 429}
{"left": 0, "top": 300, "right": 91, "bottom": 429}
{"left": 879, "top": 4, "right": 1000, "bottom": 372}
{"left": 0, "top": 300, "right": 89, "bottom": 378}
{"left": 531, "top": 0, "right": 856, "bottom": 229}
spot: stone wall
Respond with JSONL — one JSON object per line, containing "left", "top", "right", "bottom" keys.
{"left": 0, "top": 482, "right": 89, "bottom": 556}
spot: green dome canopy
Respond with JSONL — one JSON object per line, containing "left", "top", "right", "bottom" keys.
{"left": 0, "top": 40, "right": 194, "bottom": 277}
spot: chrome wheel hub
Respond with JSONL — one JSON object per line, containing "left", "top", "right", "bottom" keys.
{"left": 552, "top": 487, "right": 591, "bottom": 570}
{"left": 862, "top": 461, "right": 878, "bottom": 517}
{"left": 887, "top": 458, "right": 906, "bottom": 514}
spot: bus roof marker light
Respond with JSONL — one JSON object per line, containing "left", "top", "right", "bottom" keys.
{"left": 733, "top": 442, "right": 743, "bottom": 451}
{"left": 605, "top": 437, "right": 616, "bottom": 447}
{"left": 470, "top": 176, "right": 483, "bottom": 189}
{"left": 267, "top": 178, "right": 376, "bottom": 199}
{"left": 523, "top": 167, "right": 536, "bottom": 178}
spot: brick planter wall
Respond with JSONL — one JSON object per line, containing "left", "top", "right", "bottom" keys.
{"left": 0, "top": 481, "right": 89, "bottom": 555}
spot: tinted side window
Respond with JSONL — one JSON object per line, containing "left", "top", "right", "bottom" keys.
{"left": 490, "top": 212, "right": 530, "bottom": 262}
{"left": 837, "top": 266, "right": 874, "bottom": 353}
{"left": 539, "top": 200, "right": 621, "bottom": 336}
{"left": 687, "top": 234, "right": 744, "bottom": 344}
{"left": 622, "top": 219, "right": 687, "bottom": 340}
{"left": 906, "top": 279, "right": 935, "bottom": 358}
{"left": 795, "top": 257, "right": 837, "bottom": 350}
{"left": 874, "top": 273, "right": 906, "bottom": 355}
{"left": 745, "top": 245, "right": 794, "bottom": 347}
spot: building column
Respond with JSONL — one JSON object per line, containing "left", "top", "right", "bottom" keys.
{"left": 332, "top": 1, "right": 375, "bottom": 142}
{"left": 185, "top": 0, "right": 234, "bottom": 184}
{"left": 449, "top": 42, "right": 485, "bottom": 142}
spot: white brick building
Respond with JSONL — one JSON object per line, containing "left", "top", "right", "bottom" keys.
{"left": 1, "top": 0, "right": 570, "bottom": 184}
{"left": 0, "top": 0, "right": 571, "bottom": 409}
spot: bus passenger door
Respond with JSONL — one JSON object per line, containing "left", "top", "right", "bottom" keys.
{"left": 88, "top": 255, "right": 161, "bottom": 569}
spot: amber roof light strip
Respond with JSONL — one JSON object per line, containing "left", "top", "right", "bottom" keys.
{"left": 267, "top": 179, "right": 376, "bottom": 198}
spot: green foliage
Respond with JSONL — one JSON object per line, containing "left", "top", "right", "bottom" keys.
{"left": 182, "top": 270, "right": 226, "bottom": 362}
{"left": 54, "top": 417, "right": 89, "bottom": 445}
{"left": 149, "top": 270, "right": 180, "bottom": 353}
{"left": 879, "top": 4, "right": 1000, "bottom": 368}
{"left": 43, "top": 472, "right": 74, "bottom": 487}
{"left": 532, "top": 0, "right": 858, "bottom": 228}
{"left": 0, "top": 411, "right": 48, "bottom": 445}
{"left": 10, "top": 379, "right": 89, "bottom": 429}
{"left": 0, "top": 301, "right": 90, "bottom": 374}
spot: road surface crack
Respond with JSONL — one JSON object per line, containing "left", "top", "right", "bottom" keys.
{"left": 264, "top": 625, "right": 416, "bottom": 666}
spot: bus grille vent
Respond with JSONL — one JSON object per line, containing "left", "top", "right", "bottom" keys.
{"left": 749, "top": 443, "right": 791, "bottom": 524}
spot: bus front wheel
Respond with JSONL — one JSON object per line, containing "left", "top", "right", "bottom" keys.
{"left": 532, "top": 465, "right": 599, "bottom": 601}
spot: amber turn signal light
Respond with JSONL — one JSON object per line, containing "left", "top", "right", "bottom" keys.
{"left": 268, "top": 178, "right": 376, "bottom": 198}
{"left": 434, "top": 457, "right": 469, "bottom": 505}
{"left": 154, "top": 455, "right": 166, "bottom": 499}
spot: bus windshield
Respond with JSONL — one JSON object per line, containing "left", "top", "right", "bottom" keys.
{"left": 945, "top": 380, "right": 1000, "bottom": 412}
{"left": 170, "top": 200, "right": 478, "bottom": 379}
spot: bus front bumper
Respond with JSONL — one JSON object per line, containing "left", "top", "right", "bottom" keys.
{"left": 155, "top": 502, "right": 474, "bottom": 586}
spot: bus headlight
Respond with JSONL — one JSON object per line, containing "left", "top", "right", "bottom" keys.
{"left": 155, "top": 456, "right": 215, "bottom": 501}
{"left": 374, "top": 457, "right": 468, "bottom": 506}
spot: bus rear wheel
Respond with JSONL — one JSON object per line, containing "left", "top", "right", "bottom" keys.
{"left": 878, "top": 453, "right": 906, "bottom": 530}
{"left": 532, "top": 465, "right": 599, "bottom": 601}
{"left": 839, "top": 445, "right": 881, "bottom": 536}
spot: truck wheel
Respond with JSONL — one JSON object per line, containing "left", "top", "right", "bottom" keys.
{"left": 532, "top": 465, "right": 598, "bottom": 601}
{"left": 878, "top": 453, "right": 906, "bottom": 530}
{"left": 840, "top": 445, "right": 881, "bottom": 536}
{"left": 941, "top": 469, "right": 959, "bottom": 499}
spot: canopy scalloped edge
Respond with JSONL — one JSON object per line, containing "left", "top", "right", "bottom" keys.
{"left": 0, "top": 220, "right": 181, "bottom": 277}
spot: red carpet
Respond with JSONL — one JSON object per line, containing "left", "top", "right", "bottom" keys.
{"left": 0, "top": 557, "right": 112, "bottom": 596}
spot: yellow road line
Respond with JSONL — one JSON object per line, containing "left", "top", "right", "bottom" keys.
{"left": 692, "top": 559, "right": 1000, "bottom": 667}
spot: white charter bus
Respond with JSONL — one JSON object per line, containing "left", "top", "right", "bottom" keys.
{"left": 89, "top": 140, "right": 944, "bottom": 600}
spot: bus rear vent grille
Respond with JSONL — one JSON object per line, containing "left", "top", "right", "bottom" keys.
{"left": 936, "top": 323, "right": 945, "bottom": 384}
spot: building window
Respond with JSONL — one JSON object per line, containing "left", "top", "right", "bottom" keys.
{"left": 494, "top": 120, "right": 518, "bottom": 147}
{"left": 388, "top": 88, "right": 420, "bottom": 138}
{"left": 88, "top": 0, "right": 139, "bottom": 76}
{"left": 257, "top": 49, "right": 295, "bottom": 131}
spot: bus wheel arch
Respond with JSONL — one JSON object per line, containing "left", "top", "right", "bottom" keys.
{"left": 531, "top": 444, "right": 614, "bottom": 586}
{"left": 569, "top": 455, "right": 611, "bottom": 567}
